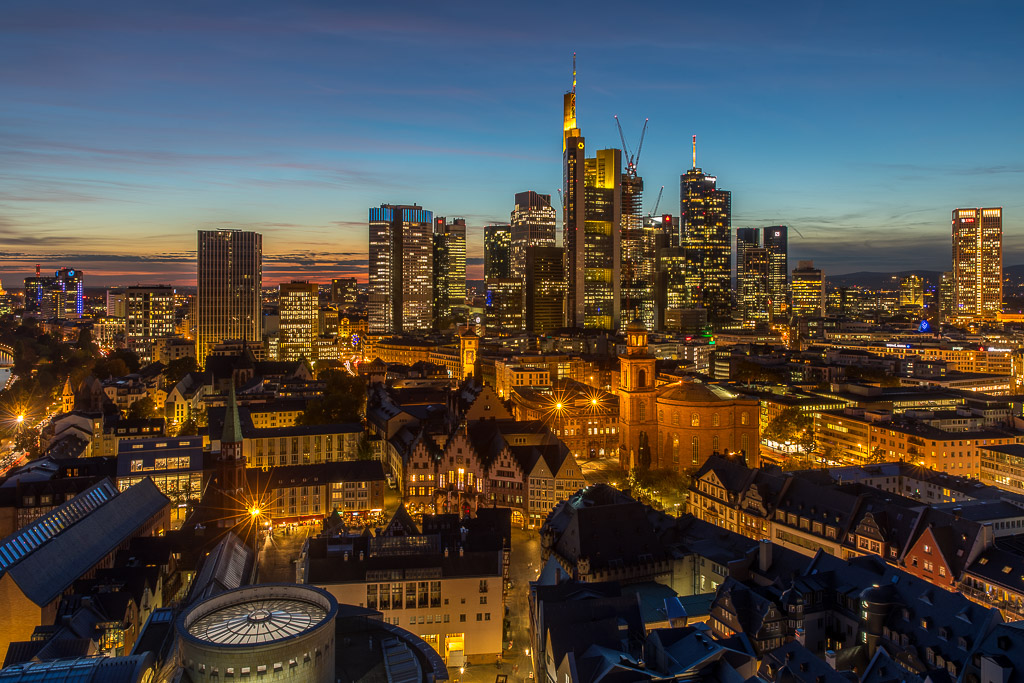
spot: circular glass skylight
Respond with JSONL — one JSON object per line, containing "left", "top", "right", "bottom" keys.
{"left": 188, "top": 597, "right": 328, "bottom": 646}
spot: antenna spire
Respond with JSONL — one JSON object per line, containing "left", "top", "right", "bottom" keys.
{"left": 692, "top": 134, "right": 697, "bottom": 169}
{"left": 572, "top": 52, "right": 576, "bottom": 94}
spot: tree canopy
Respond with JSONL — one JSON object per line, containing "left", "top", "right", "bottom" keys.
{"left": 764, "top": 407, "right": 815, "bottom": 453}
{"left": 297, "top": 369, "right": 365, "bottom": 425}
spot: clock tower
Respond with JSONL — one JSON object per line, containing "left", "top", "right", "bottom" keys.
{"left": 459, "top": 327, "right": 480, "bottom": 381}
{"left": 618, "top": 319, "right": 658, "bottom": 471}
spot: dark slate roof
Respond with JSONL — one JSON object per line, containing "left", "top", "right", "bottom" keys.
{"left": 245, "top": 461, "right": 385, "bottom": 491}
{"left": 0, "top": 478, "right": 169, "bottom": 607}
{"left": 222, "top": 385, "right": 243, "bottom": 443}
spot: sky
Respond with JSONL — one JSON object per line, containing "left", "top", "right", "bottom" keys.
{"left": 2, "top": 0, "right": 1023, "bottom": 287}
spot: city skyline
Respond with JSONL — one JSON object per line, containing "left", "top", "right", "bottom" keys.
{"left": 3, "top": 1, "right": 1023, "bottom": 287}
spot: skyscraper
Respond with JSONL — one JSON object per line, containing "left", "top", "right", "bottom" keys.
{"left": 510, "top": 191, "right": 556, "bottom": 278}
{"left": 562, "top": 60, "right": 621, "bottom": 330}
{"left": 763, "top": 226, "right": 789, "bottom": 320}
{"left": 952, "top": 207, "right": 1002, "bottom": 322}
{"left": 278, "top": 281, "right": 318, "bottom": 361}
{"left": 484, "top": 223, "right": 512, "bottom": 280}
{"left": 524, "top": 246, "right": 565, "bottom": 335}
{"left": 368, "top": 204, "right": 434, "bottom": 335}
{"left": 620, "top": 173, "right": 652, "bottom": 330}
{"left": 196, "top": 229, "right": 262, "bottom": 368}
{"left": 485, "top": 278, "right": 524, "bottom": 335}
{"left": 53, "top": 268, "right": 84, "bottom": 320}
{"left": 791, "top": 260, "right": 825, "bottom": 318}
{"left": 739, "top": 248, "right": 770, "bottom": 324}
{"left": 434, "top": 217, "right": 466, "bottom": 312}
{"left": 735, "top": 228, "right": 760, "bottom": 318}
{"left": 680, "top": 137, "right": 731, "bottom": 323}
{"left": 125, "top": 285, "right": 175, "bottom": 362}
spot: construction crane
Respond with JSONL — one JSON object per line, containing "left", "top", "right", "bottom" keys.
{"left": 614, "top": 116, "right": 648, "bottom": 178}
{"left": 648, "top": 185, "right": 664, "bottom": 217}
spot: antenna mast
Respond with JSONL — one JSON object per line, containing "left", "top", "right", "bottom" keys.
{"left": 692, "top": 135, "right": 697, "bottom": 169}
{"left": 572, "top": 52, "right": 576, "bottom": 94}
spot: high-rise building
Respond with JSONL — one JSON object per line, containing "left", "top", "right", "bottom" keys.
{"left": 739, "top": 248, "right": 770, "bottom": 324}
{"left": 106, "top": 289, "right": 127, "bottom": 318}
{"left": 125, "top": 286, "right": 175, "bottom": 362}
{"left": 952, "top": 207, "right": 1002, "bottom": 322}
{"left": 735, "top": 228, "right": 760, "bottom": 318}
{"left": 23, "top": 267, "right": 84, "bottom": 320}
{"left": 763, "top": 226, "right": 789, "bottom": 320}
{"left": 485, "top": 278, "right": 524, "bottom": 336}
{"left": 899, "top": 275, "right": 924, "bottom": 310}
{"left": 331, "top": 278, "right": 358, "bottom": 306}
{"left": 562, "top": 61, "right": 620, "bottom": 330}
{"left": 791, "top": 260, "right": 825, "bottom": 318}
{"left": 484, "top": 223, "right": 512, "bottom": 280}
{"left": 368, "top": 204, "right": 433, "bottom": 335}
{"left": 621, "top": 173, "right": 653, "bottom": 330}
{"left": 279, "top": 281, "right": 318, "bottom": 361}
{"left": 939, "top": 271, "right": 956, "bottom": 323}
{"left": 680, "top": 137, "right": 731, "bottom": 323}
{"left": 655, "top": 246, "right": 689, "bottom": 331}
{"left": 524, "top": 246, "right": 565, "bottom": 335}
{"left": 433, "top": 217, "right": 467, "bottom": 327}
{"left": 510, "top": 192, "right": 556, "bottom": 279}
{"left": 196, "top": 229, "right": 263, "bottom": 368}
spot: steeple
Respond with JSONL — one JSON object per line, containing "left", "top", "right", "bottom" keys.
{"left": 222, "top": 384, "right": 243, "bottom": 446}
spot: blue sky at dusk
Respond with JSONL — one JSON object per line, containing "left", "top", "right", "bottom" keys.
{"left": 2, "top": 1, "right": 1022, "bottom": 286}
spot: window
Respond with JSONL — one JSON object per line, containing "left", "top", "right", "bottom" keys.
{"left": 691, "top": 413, "right": 700, "bottom": 427}
{"left": 741, "top": 412, "right": 749, "bottom": 426}
{"left": 712, "top": 413, "right": 720, "bottom": 427}
{"left": 637, "top": 402, "right": 645, "bottom": 422}
{"left": 460, "top": 614, "right": 466, "bottom": 622}
{"left": 692, "top": 436, "right": 699, "bottom": 464}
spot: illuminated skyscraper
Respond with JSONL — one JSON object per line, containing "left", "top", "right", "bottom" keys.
{"left": 26, "top": 267, "right": 85, "bottom": 320}
{"left": 763, "top": 226, "right": 789, "bottom": 320}
{"left": 524, "top": 246, "right": 565, "bottom": 335}
{"left": 196, "top": 229, "right": 263, "bottom": 367}
{"left": 898, "top": 275, "right": 924, "bottom": 310}
{"left": 484, "top": 223, "right": 512, "bottom": 280}
{"left": 952, "top": 207, "right": 1002, "bottom": 322}
{"left": 656, "top": 246, "right": 688, "bottom": 331}
{"left": 680, "top": 137, "right": 731, "bottom": 323}
{"left": 368, "top": 204, "right": 433, "bottom": 335}
{"left": 279, "top": 281, "right": 318, "bottom": 361}
{"left": 562, "top": 59, "right": 621, "bottom": 330}
{"left": 434, "top": 217, "right": 466, "bottom": 313}
{"left": 938, "top": 271, "right": 956, "bottom": 323}
{"left": 739, "top": 248, "right": 770, "bottom": 324}
{"left": 735, "top": 228, "right": 760, "bottom": 318}
{"left": 125, "top": 285, "right": 175, "bottom": 362}
{"left": 791, "top": 260, "right": 825, "bottom": 318}
{"left": 621, "top": 173, "right": 653, "bottom": 330}
{"left": 510, "top": 191, "right": 556, "bottom": 278}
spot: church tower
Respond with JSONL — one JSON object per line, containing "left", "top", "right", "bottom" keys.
{"left": 215, "top": 385, "right": 247, "bottom": 528}
{"left": 459, "top": 327, "right": 480, "bottom": 381}
{"left": 617, "top": 319, "right": 658, "bottom": 471}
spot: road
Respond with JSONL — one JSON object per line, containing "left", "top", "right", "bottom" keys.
{"left": 458, "top": 526, "right": 541, "bottom": 683}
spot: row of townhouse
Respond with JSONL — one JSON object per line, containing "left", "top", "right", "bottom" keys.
{"left": 689, "top": 455, "right": 1024, "bottom": 620}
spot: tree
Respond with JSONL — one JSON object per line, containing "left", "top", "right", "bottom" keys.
{"left": 298, "top": 369, "right": 366, "bottom": 425}
{"left": 108, "top": 349, "right": 141, "bottom": 374}
{"left": 764, "top": 407, "right": 815, "bottom": 453}
{"left": 92, "top": 357, "right": 129, "bottom": 380}
{"left": 75, "top": 327, "right": 98, "bottom": 354}
{"left": 126, "top": 396, "right": 157, "bottom": 421}
{"left": 164, "top": 356, "right": 198, "bottom": 387}
{"left": 355, "top": 434, "right": 374, "bottom": 461}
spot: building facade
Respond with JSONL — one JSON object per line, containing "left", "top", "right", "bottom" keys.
{"left": 196, "top": 229, "right": 263, "bottom": 368}
{"left": 790, "top": 260, "right": 825, "bottom": 318}
{"left": 510, "top": 191, "right": 556, "bottom": 279}
{"left": 369, "top": 204, "right": 434, "bottom": 335}
{"left": 278, "top": 281, "right": 318, "bottom": 362}
{"left": 680, "top": 142, "right": 731, "bottom": 323}
{"left": 953, "top": 207, "right": 1002, "bottom": 323}
{"left": 125, "top": 286, "right": 175, "bottom": 363}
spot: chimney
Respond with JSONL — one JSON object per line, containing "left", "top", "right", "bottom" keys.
{"left": 459, "top": 546, "right": 464, "bottom": 557}
{"left": 825, "top": 650, "right": 837, "bottom": 669}
{"left": 359, "top": 551, "right": 364, "bottom": 561}
{"left": 444, "top": 547, "right": 450, "bottom": 557}
{"left": 759, "top": 539, "right": 772, "bottom": 573}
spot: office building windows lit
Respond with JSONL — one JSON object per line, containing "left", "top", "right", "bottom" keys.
{"left": 196, "top": 229, "right": 263, "bottom": 368}
{"left": 279, "top": 281, "right": 318, "bottom": 362}
{"left": 952, "top": 207, "right": 1002, "bottom": 323}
